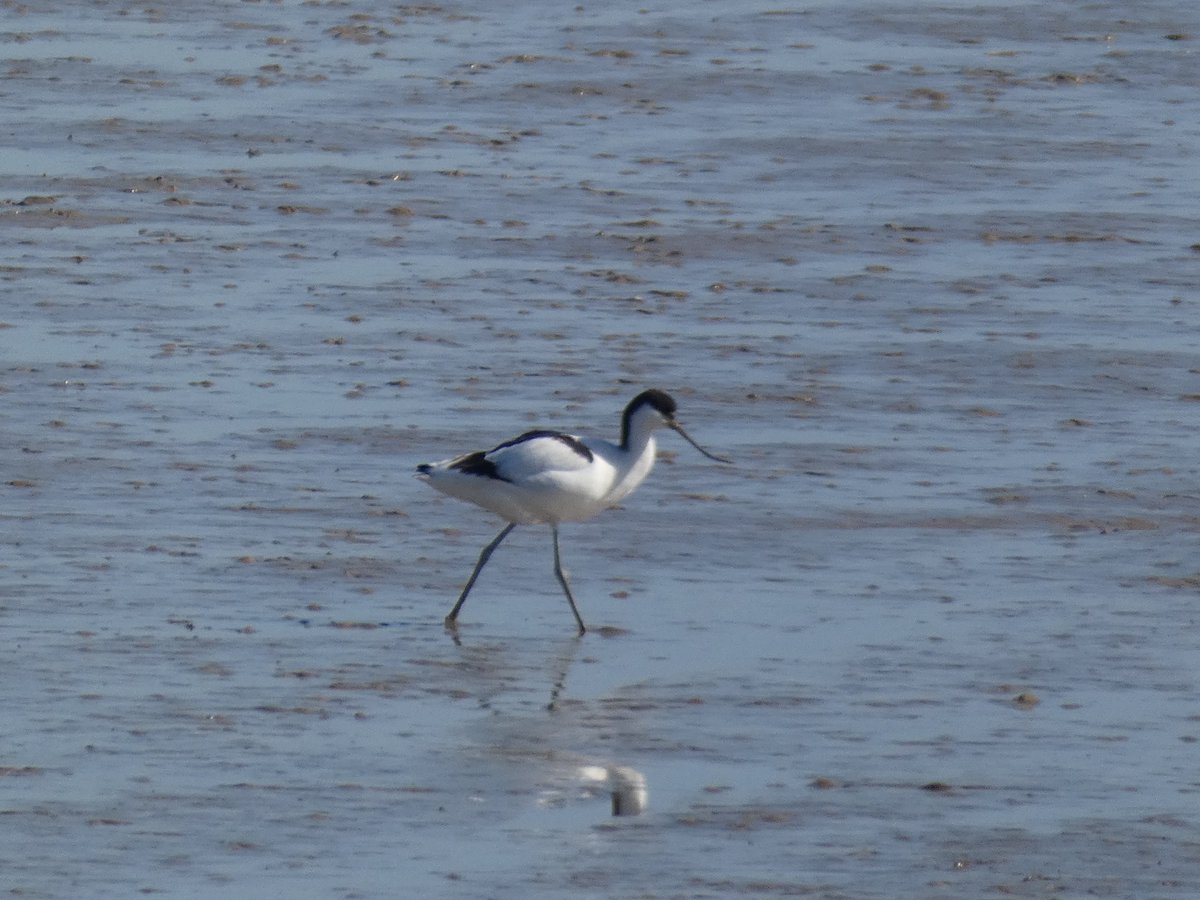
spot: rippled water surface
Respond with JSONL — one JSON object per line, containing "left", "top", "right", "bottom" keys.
{"left": 4, "top": 1, "right": 1200, "bottom": 897}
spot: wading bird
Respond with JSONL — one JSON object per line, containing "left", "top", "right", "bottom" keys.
{"left": 417, "top": 390, "right": 730, "bottom": 634}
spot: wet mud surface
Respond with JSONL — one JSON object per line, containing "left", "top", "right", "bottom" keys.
{"left": 4, "top": 1, "right": 1200, "bottom": 897}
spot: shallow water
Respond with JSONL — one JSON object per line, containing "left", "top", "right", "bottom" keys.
{"left": 4, "top": 1, "right": 1200, "bottom": 897}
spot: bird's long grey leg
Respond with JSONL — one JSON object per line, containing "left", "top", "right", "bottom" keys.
{"left": 445, "top": 523, "right": 517, "bottom": 627}
{"left": 551, "top": 524, "right": 587, "bottom": 635}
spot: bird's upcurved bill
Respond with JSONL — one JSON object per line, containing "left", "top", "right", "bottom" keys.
{"left": 670, "top": 422, "right": 732, "bottom": 464}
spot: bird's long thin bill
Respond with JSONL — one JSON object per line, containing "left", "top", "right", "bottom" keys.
{"left": 671, "top": 423, "right": 732, "bottom": 464}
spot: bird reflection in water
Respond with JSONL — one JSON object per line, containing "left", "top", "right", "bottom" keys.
{"left": 579, "top": 764, "right": 648, "bottom": 817}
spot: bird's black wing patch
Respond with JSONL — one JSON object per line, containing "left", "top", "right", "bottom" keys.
{"left": 492, "top": 430, "right": 594, "bottom": 462}
{"left": 447, "top": 450, "right": 511, "bottom": 481}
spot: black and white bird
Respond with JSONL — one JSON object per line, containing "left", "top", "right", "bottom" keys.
{"left": 417, "top": 390, "right": 730, "bottom": 634}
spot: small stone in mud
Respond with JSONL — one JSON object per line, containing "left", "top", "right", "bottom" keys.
{"left": 594, "top": 625, "right": 630, "bottom": 638}
{"left": 1013, "top": 691, "right": 1040, "bottom": 708}
{"left": 0, "top": 766, "right": 44, "bottom": 777}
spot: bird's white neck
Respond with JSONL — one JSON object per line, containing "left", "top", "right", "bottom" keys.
{"left": 621, "top": 404, "right": 665, "bottom": 452}
{"left": 606, "top": 422, "right": 657, "bottom": 505}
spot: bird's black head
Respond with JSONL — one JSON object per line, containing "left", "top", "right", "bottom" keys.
{"left": 620, "top": 389, "right": 677, "bottom": 448}
{"left": 622, "top": 388, "right": 732, "bottom": 463}
{"left": 629, "top": 389, "right": 676, "bottom": 420}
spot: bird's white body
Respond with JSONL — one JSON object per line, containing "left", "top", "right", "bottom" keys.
{"left": 417, "top": 413, "right": 660, "bottom": 525}
{"left": 417, "top": 390, "right": 728, "bottom": 633}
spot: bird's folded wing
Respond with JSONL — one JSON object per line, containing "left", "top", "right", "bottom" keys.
{"left": 487, "top": 431, "right": 595, "bottom": 482}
